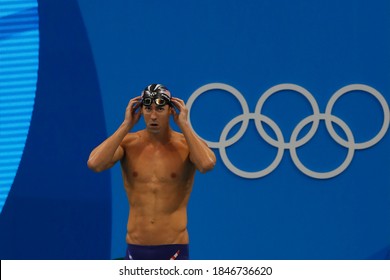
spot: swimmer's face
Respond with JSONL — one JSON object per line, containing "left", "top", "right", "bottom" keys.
{"left": 140, "top": 85, "right": 172, "bottom": 133}
{"left": 142, "top": 103, "right": 171, "bottom": 133}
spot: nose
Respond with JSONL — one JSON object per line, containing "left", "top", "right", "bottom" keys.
{"left": 150, "top": 109, "right": 157, "bottom": 120}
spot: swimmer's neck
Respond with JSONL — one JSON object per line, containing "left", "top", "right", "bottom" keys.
{"left": 142, "top": 128, "right": 173, "bottom": 145}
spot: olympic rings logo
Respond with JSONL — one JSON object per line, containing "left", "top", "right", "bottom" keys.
{"left": 187, "top": 83, "right": 390, "bottom": 179}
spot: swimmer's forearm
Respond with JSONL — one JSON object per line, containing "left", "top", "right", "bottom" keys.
{"left": 87, "top": 121, "right": 131, "bottom": 172}
{"left": 180, "top": 122, "right": 216, "bottom": 173}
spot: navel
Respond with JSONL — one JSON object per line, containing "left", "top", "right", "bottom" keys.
{"left": 132, "top": 171, "right": 138, "bottom": 177}
{"left": 171, "top": 172, "right": 177, "bottom": 178}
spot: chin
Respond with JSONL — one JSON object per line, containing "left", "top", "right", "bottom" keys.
{"left": 147, "top": 127, "right": 160, "bottom": 134}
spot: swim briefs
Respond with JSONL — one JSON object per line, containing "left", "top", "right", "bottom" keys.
{"left": 125, "top": 243, "right": 189, "bottom": 260}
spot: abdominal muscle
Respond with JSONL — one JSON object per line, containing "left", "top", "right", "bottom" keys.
{"left": 124, "top": 181, "right": 191, "bottom": 245}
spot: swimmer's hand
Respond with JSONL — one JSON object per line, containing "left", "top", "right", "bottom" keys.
{"left": 124, "top": 96, "right": 142, "bottom": 129}
{"left": 170, "top": 97, "right": 189, "bottom": 129}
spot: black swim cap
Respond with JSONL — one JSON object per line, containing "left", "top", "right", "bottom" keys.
{"left": 142, "top": 84, "right": 170, "bottom": 97}
{"left": 141, "top": 84, "right": 172, "bottom": 107}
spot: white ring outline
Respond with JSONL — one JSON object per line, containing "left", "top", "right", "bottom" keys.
{"left": 290, "top": 114, "right": 355, "bottom": 179}
{"left": 187, "top": 83, "right": 250, "bottom": 148}
{"left": 325, "top": 84, "right": 390, "bottom": 150}
{"left": 254, "top": 83, "right": 321, "bottom": 149}
{"left": 219, "top": 113, "right": 284, "bottom": 179}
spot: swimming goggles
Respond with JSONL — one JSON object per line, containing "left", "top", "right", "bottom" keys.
{"left": 141, "top": 91, "right": 172, "bottom": 107}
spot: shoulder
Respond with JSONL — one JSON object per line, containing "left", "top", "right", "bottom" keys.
{"left": 171, "top": 130, "right": 185, "bottom": 141}
{"left": 170, "top": 131, "right": 188, "bottom": 149}
{"left": 121, "top": 131, "right": 143, "bottom": 147}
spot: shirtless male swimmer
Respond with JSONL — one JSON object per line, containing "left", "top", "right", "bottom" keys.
{"left": 87, "top": 84, "right": 216, "bottom": 260}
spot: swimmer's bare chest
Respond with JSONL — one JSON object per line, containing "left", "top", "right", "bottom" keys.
{"left": 119, "top": 134, "right": 195, "bottom": 244}
{"left": 121, "top": 135, "right": 194, "bottom": 183}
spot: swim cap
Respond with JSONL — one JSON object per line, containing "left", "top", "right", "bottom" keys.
{"left": 141, "top": 84, "right": 172, "bottom": 107}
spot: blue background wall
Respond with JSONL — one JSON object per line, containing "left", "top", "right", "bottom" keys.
{"left": 0, "top": 0, "right": 389, "bottom": 260}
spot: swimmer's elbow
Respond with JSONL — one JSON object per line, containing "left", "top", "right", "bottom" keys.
{"left": 87, "top": 158, "right": 100, "bottom": 172}
{"left": 197, "top": 157, "right": 216, "bottom": 174}
{"left": 87, "top": 158, "right": 108, "bottom": 173}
